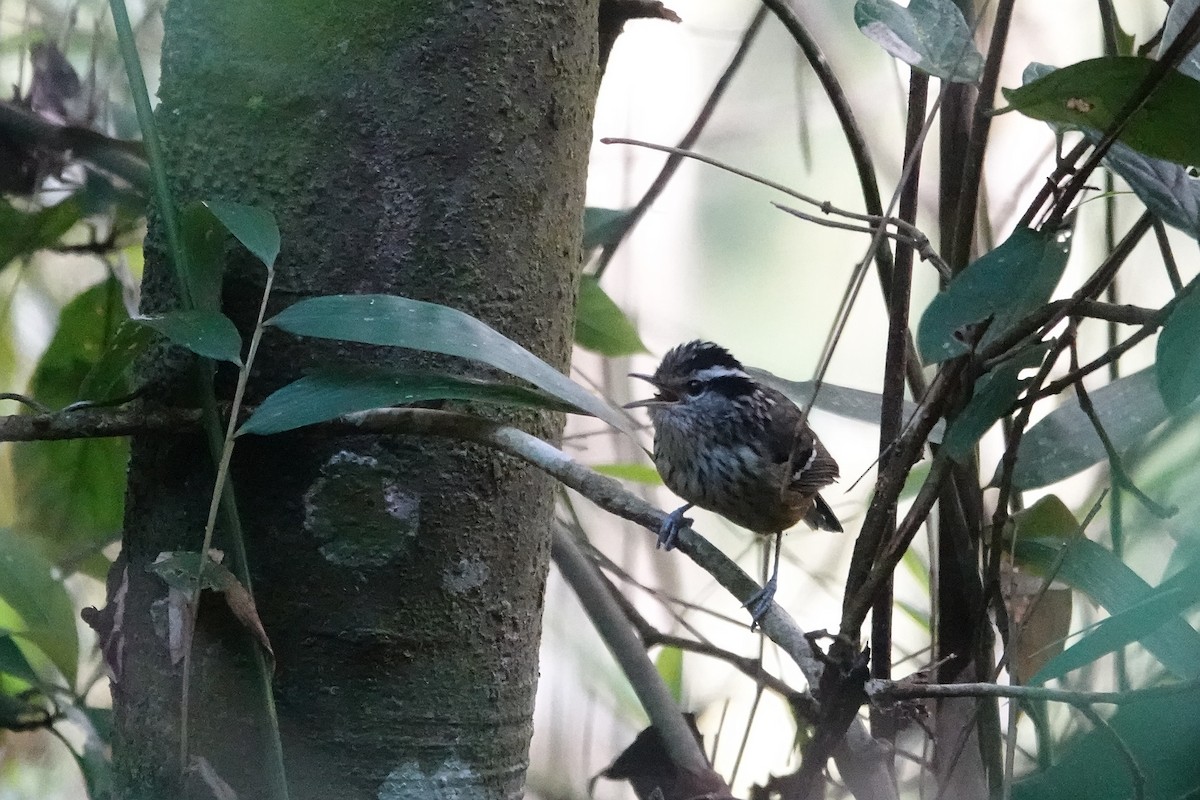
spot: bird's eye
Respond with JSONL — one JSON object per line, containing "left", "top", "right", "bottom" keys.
{"left": 685, "top": 380, "right": 705, "bottom": 396}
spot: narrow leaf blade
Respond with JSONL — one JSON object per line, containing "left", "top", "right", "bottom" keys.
{"left": 204, "top": 201, "right": 280, "bottom": 269}
{"left": 133, "top": 310, "right": 244, "bottom": 365}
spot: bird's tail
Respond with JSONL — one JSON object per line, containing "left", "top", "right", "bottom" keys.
{"left": 805, "top": 493, "right": 843, "bottom": 532}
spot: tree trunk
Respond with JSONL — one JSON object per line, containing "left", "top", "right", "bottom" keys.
{"left": 114, "top": 2, "right": 596, "bottom": 798}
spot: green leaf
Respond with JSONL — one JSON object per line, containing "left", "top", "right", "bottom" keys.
{"left": 0, "top": 198, "right": 84, "bottom": 269}
{"left": 583, "top": 207, "right": 632, "bottom": 251}
{"left": 1156, "top": 285, "right": 1200, "bottom": 413}
{"left": 592, "top": 463, "right": 663, "bottom": 485}
{"left": 853, "top": 0, "right": 983, "bottom": 83}
{"left": 205, "top": 200, "right": 280, "bottom": 269}
{"left": 0, "top": 529, "right": 79, "bottom": 686}
{"left": 1015, "top": 536, "right": 1200, "bottom": 680}
{"left": 654, "top": 645, "right": 683, "bottom": 704}
{"left": 0, "top": 635, "right": 43, "bottom": 685}
{"left": 78, "top": 320, "right": 158, "bottom": 401}
{"left": 132, "top": 310, "right": 244, "bottom": 365}
{"left": 265, "top": 294, "right": 635, "bottom": 435}
{"left": 1001, "top": 57, "right": 1200, "bottom": 168}
{"left": 575, "top": 275, "right": 647, "bottom": 356}
{"left": 12, "top": 278, "right": 129, "bottom": 572}
{"left": 1007, "top": 368, "right": 1167, "bottom": 490}
{"left": 942, "top": 346, "right": 1047, "bottom": 462}
{"left": 180, "top": 202, "right": 225, "bottom": 312}
{"left": 918, "top": 227, "right": 1071, "bottom": 364}
{"left": 240, "top": 367, "right": 579, "bottom": 436}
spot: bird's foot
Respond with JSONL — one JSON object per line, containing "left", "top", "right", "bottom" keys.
{"left": 743, "top": 577, "right": 778, "bottom": 631}
{"left": 657, "top": 505, "right": 693, "bottom": 551}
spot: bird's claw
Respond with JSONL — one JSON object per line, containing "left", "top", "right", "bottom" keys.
{"left": 743, "top": 577, "right": 778, "bottom": 631}
{"left": 657, "top": 506, "right": 693, "bottom": 551}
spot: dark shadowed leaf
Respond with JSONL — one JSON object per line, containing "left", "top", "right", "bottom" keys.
{"left": 1015, "top": 536, "right": 1200, "bottom": 680}
{"left": 942, "top": 346, "right": 1047, "bottom": 461}
{"left": 12, "top": 278, "right": 129, "bottom": 574}
{"left": 748, "top": 367, "right": 946, "bottom": 442}
{"left": 1002, "top": 57, "right": 1200, "bottom": 167}
{"left": 266, "top": 294, "right": 635, "bottom": 435}
{"left": 584, "top": 207, "right": 633, "bottom": 251}
{"left": 132, "top": 310, "right": 244, "bottom": 365}
{"left": 0, "top": 198, "right": 83, "bottom": 269}
{"left": 0, "top": 529, "right": 78, "bottom": 686}
{"left": 1007, "top": 368, "right": 1168, "bottom": 490}
{"left": 575, "top": 275, "right": 647, "bottom": 356}
{"left": 0, "top": 635, "right": 42, "bottom": 685}
{"left": 240, "top": 367, "right": 579, "bottom": 436}
{"left": 918, "top": 227, "right": 1071, "bottom": 364}
{"left": 180, "top": 202, "right": 225, "bottom": 312}
{"left": 1156, "top": 285, "right": 1200, "bottom": 413}
{"left": 205, "top": 200, "right": 280, "bottom": 269}
{"left": 854, "top": 0, "right": 983, "bottom": 83}
{"left": 78, "top": 320, "right": 158, "bottom": 402}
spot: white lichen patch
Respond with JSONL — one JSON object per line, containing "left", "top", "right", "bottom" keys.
{"left": 442, "top": 557, "right": 489, "bottom": 593}
{"left": 377, "top": 756, "right": 483, "bottom": 799}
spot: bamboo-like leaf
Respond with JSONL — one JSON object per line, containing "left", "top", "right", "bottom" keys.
{"left": 575, "top": 276, "right": 647, "bottom": 356}
{"left": 133, "top": 310, "right": 244, "bottom": 365}
{"left": 205, "top": 201, "right": 280, "bottom": 269}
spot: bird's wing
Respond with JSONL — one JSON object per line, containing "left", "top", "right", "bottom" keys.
{"left": 763, "top": 389, "right": 841, "bottom": 493}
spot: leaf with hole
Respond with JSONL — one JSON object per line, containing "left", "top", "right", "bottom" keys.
{"left": 854, "top": 0, "right": 983, "bottom": 83}
{"left": 0, "top": 529, "right": 79, "bottom": 686}
{"left": 1005, "top": 367, "right": 1168, "bottom": 490}
{"left": 1156, "top": 285, "right": 1200, "bottom": 413}
{"left": 942, "top": 346, "right": 1047, "bottom": 462}
{"left": 265, "top": 294, "right": 635, "bottom": 435}
{"left": 1002, "top": 57, "right": 1200, "bottom": 168}
{"left": 917, "top": 227, "right": 1071, "bottom": 364}
{"left": 132, "top": 310, "right": 244, "bottom": 365}
{"left": 240, "top": 367, "right": 579, "bottom": 436}
{"left": 575, "top": 275, "right": 647, "bottom": 356}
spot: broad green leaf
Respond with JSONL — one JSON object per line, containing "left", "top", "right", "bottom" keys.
{"left": 266, "top": 294, "right": 635, "bottom": 435}
{"left": 942, "top": 346, "right": 1047, "bottom": 461}
{"left": 0, "top": 529, "right": 78, "bottom": 686}
{"left": 1156, "top": 284, "right": 1200, "bottom": 412}
{"left": 132, "top": 310, "right": 244, "bottom": 365}
{"left": 1002, "top": 57, "right": 1200, "bottom": 167}
{"left": 0, "top": 635, "right": 42, "bottom": 685}
{"left": 747, "top": 368, "right": 947, "bottom": 441}
{"left": 1006, "top": 368, "right": 1167, "bottom": 490}
{"left": 0, "top": 198, "right": 83, "bottom": 269}
{"left": 918, "top": 227, "right": 1071, "bottom": 364}
{"left": 1015, "top": 536, "right": 1200, "bottom": 680}
{"left": 1012, "top": 684, "right": 1200, "bottom": 800}
{"left": 180, "top": 202, "right": 225, "bottom": 312}
{"left": 575, "top": 275, "right": 647, "bottom": 356}
{"left": 1020, "top": 63, "right": 1200, "bottom": 241}
{"left": 854, "top": 0, "right": 983, "bottom": 83}
{"left": 205, "top": 200, "right": 280, "bottom": 269}
{"left": 240, "top": 367, "right": 578, "bottom": 436}
{"left": 592, "top": 463, "right": 663, "bottom": 485}
{"left": 12, "top": 278, "right": 129, "bottom": 571}
{"left": 77, "top": 320, "right": 158, "bottom": 401}
{"left": 583, "top": 207, "right": 632, "bottom": 251}
{"left": 655, "top": 646, "right": 683, "bottom": 704}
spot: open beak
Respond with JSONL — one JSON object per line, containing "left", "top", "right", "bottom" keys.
{"left": 623, "top": 373, "right": 675, "bottom": 409}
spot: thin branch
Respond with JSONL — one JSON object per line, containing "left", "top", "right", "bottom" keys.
{"left": 869, "top": 676, "right": 1200, "bottom": 706}
{"left": 1151, "top": 218, "right": 1184, "bottom": 293}
{"left": 593, "top": 6, "right": 768, "bottom": 279}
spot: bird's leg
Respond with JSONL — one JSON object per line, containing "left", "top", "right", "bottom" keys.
{"left": 744, "top": 531, "right": 783, "bottom": 629}
{"left": 657, "top": 503, "right": 694, "bottom": 550}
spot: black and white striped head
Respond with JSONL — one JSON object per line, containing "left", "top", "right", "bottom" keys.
{"left": 624, "top": 340, "right": 761, "bottom": 412}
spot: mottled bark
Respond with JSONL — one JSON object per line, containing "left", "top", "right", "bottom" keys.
{"left": 115, "top": 2, "right": 596, "bottom": 798}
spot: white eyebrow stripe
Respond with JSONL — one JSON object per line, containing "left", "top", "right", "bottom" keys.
{"left": 693, "top": 366, "right": 750, "bottom": 382}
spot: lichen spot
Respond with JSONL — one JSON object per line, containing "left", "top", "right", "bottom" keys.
{"left": 304, "top": 450, "right": 419, "bottom": 568}
{"left": 377, "top": 756, "right": 482, "bottom": 799}
{"left": 442, "top": 557, "right": 489, "bottom": 594}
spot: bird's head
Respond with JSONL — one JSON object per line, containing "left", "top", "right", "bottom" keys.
{"left": 624, "top": 340, "right": 759, "bottom": 416}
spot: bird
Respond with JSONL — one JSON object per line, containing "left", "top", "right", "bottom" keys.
{"left": 624, "top": 340, "right": 842, "bottom": 628}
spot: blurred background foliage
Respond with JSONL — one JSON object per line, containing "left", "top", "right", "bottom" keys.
{"left": 2, "top": 0, "right": 1199, "bottom": 798}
